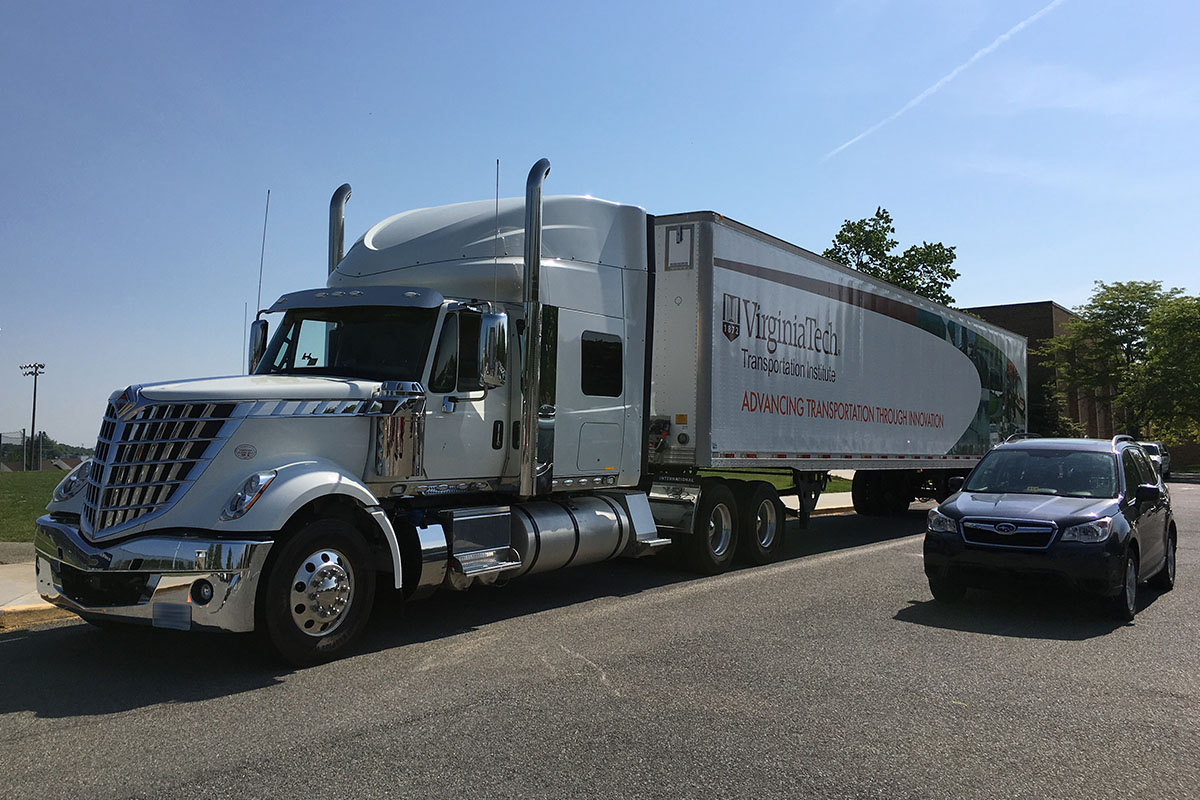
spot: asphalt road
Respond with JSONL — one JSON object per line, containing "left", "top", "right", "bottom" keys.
{"left": 2, "top": 481, "right": 1197, "bottom": 800}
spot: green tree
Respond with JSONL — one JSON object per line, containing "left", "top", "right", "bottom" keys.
{"left": 1144, "top": 295, "right": 1200, "bottom": 442}
{"left": 1038, "top": 281, "right": 1185, "bottom": 439}
{"left": 822, "top": 207, "right": 960, "bottom": 305}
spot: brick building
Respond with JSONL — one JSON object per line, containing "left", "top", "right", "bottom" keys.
{"left": 965, "top": 301, "right": 1114, "bottom": 438}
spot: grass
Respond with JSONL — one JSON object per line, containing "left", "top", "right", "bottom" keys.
{"left": 0, "top": 471, "right": 62, "bottom": 542}
{"left": 698, "top": 470, "right": 853, "bottom": 494}
{"left": 825, "top": 476, "right": 852, "bottom": 493}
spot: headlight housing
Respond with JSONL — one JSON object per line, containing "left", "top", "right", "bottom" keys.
{"left": 52, "top": 460, "right": 92, "bottom": 502}
{"left": 1060, "top": 517, "right": 1113, "bottom": 543}
{"left": 220, "top": 470, "right": 277, "bottom": 521}
{"left": 927, "top": 508, "right": 958, "bottom": 533}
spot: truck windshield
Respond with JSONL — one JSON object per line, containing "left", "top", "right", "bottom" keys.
{"left": 256, "top": 306, "right": 438, "bottom": 382}
{"left": 964, "top": 449, "right": 1118, "bottom": 498}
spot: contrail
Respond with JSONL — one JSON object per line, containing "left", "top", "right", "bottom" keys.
{"left": 821, "top": 0, "right": 1069, "bottom": 162}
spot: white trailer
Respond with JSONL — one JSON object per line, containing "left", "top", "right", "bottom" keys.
{"left": 35, "top": 159, "right": 1026, "bottom": 664}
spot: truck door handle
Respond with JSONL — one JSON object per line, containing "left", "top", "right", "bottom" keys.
{"left": 492, "top": 421, "right": 504, "bottom": 450}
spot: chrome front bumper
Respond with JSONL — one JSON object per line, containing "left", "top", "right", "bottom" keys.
{"left": 34, "top": 516, "right": 273, "bottom": 633}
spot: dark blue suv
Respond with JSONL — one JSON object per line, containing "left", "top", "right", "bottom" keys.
{"left": 923, "top": 436, "right": 1176, "bottom": 620}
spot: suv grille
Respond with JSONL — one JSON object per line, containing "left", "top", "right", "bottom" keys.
{"left": 960, "top": 518, "right": 1057, "bottom": 550}
{"left": 83, "top": 401, "right": 240, "bottom": 538}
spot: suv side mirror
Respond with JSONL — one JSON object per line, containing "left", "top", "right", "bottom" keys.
{"left": 947, "top": 476, "right": 964, "bottom": 493}
{"left": 1135, "top": 483, "right": 1161, "bottom": 503}
{"left": 479, "top": 312, "right": 508, "bottom": 389}
{"left": 248, "top": 319, "right": 269, "bottom": 373}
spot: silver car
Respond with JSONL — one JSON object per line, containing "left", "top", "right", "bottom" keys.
{"left": 1137, "top": 441, "right": 1171, "bottom": 480}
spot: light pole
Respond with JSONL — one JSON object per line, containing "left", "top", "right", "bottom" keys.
{"left": 19, "top": 363, "right": 45, "bottom": 471}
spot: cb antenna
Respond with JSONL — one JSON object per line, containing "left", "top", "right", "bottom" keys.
{"left": 494, "top": 158, "right": 500, "bottom": 302}
{"left": 256, "top": 188, "right": 271, "bottom": 312}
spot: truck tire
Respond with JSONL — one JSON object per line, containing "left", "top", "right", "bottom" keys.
{"left": 684, "top": 482, "right": 739, "bottom": 575}
{"left": 880, "top": 473, "right": 911, "bottom": 515}
{"left": 852, "top": 472, "right": 882, "bottom": 515}
{"left": 736, "top": 482, "right": 785, "bottom": 565}
{"left": 260, "top": 518, "right": 376, "bottom": 667}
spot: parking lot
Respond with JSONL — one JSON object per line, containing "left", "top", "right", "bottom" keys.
{"left": 1, "top": 478, "right": 1196, "bottom": 800}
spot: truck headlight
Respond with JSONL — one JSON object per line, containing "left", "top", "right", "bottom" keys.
{"left": 53, "top": 461, "right": 92, "bottom": 501}
{"left": 1061, "top": 517, "right": 1112, "bottom": 543}
{"left": 927, "top": 508, "right": 958, "bottom": 533}
{"left": 221, "top": 470, "right": 277, "bottom": 521}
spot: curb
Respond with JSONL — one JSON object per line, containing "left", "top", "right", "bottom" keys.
{"left": 0, "top": 603, "right": 76, "bottom": 632}
{"left": 811, "top": 506, "right": 854, "bottom": 517}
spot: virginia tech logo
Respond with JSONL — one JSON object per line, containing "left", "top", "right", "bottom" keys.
{"left": 722, "top": 293, "right": 741, "bottom": 342}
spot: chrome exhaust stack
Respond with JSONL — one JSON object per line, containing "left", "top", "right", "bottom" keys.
{"left": 328, "top": 183, "right": 352, "bottom": 274}
{"left": 519, "top": 158, "right": 551, "bottom": 498}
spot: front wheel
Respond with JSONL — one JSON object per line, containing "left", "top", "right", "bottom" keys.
{"left": 1104, "top": 551, "right": 1138, "bottom": 622}
{"left": 260, "top": 519, "right": 376, "bottom": 667}
{"left": 1149, "top": 534, "right": 1176, "bottom": 593}
{"left": 928, "top": 576, "right": 966, "bottom": 603}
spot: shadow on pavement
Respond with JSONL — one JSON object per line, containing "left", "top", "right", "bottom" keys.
{"left": 0, "top": 507, "right": 923, "bottom": 719}
{"left": 894, "top": 582, "right": 1167, "bottom": 641}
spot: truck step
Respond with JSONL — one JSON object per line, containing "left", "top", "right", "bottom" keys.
{"left": 451, "top": 547, "right": 523, "bottom": 577}
{"left": 628, "top": 536, "right": 674, "bottom": 557}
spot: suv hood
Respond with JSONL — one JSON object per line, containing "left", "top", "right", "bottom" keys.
{"left": 117, "top": 375, "right": 384, "bottom": 404}
{"left": 943, "top": 492, "right": 1119, "bottom": 523}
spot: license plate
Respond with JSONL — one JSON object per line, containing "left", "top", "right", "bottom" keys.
{"left": 151, "top": 602, "right": 191, "bottom": 631}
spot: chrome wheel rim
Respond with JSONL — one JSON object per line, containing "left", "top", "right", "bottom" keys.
{"left": 708, "top": 504, "right": 733, "bottom": 558}
{"left": 290, "top": 549, "right": 354, "bottom": 637}
{"left": 1123, "top": 558, "right": 1137, "bottom": 614}
{"left": 755, "top": 499, "right": 778, "bottom": 549}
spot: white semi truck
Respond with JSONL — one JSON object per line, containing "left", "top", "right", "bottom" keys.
{"left": 36, "top": 159, "right": 1027, "bottom": 664}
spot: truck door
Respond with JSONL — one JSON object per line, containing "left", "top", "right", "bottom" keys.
{"left": 422, "top": 310, "right": 509, "bottom": 483}
{"left": 552, "top": 309, "right": 626, "bottom": 480}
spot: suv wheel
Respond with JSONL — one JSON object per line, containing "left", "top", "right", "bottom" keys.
{"left": 1149, "top": 534, "right": 1176, "bottom": 593}
{"left": 1105, "top": 551, "right": 1138, "bottom": 622}
{"left": 928, "top": 576, "right": 966, "bottom": 603}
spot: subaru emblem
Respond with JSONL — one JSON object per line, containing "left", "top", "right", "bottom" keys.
{"left": 995, "top": 522, "right": 1018, "bottom": 534}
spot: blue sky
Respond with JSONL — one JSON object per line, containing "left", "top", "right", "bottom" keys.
{"left": 1, "top": 0, "right": 1196, "bottom": 447}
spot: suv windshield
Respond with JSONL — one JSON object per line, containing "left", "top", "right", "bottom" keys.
{"left": 1140, "top": 443, "right": 1160, "bottom": 456}
{"left": 257, "top": 306, "right": 438, "bottom": 382}
{"left": 964, "top": 448, "right": 1118, "bottom": 498}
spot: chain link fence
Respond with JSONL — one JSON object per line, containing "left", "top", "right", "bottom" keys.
{"left": 1, "top": 430, "right": 26, "bottom": 469}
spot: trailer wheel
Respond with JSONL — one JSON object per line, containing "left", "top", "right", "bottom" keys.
{"left": 852, "top": 472, "right": 882, "bottom": 515}
{"left": 684, "top": 482, "right": 739, "bottom": 575}
{"left": 736, "top": 482, "right": 785, "bottom": 565}
{"left": 260, "top": 518, "right": 376, "bottom": 667}
{"left": 880, "top": 473, "right": 911, "bottom": 515}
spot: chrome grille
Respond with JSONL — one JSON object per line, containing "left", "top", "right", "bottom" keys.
{"left": 960, "top": 518, "right": 1057, "bottom": 550}
{"left": 83, "top": 401, "right": 240, "bottom": 538}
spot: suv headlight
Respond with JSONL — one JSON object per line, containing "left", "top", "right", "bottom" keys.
{"left": 1061, "top": 517, "right": 1112, "bottom": 543}
{"left": 927, "top": 508, "right": 958, "bottom": 533}
{"left": 53, "top": 461, "right": 91, "bottom": 502}
{"left": 220, "top": 470, "right": 277, "bottom": 521}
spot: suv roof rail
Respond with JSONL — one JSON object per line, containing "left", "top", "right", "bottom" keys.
{"left": 1004, "top": 432, "right": 1041, "bottom": 443}
{"left": 1112, "top": 434, "right": 1135, "bottom": 446}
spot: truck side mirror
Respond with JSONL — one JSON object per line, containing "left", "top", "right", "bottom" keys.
{"left": 248, "top": 319, "right": 269, "bottom": 373}
{"left": 947, "top": 475, "right": 964, "bottom": 493}
{"left": 479, "top": 312, "right": 508, "bottom": 389}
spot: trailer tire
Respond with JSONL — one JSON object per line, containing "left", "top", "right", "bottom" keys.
{"left": 684, "top": 482, "right": 739, "bottom": 575}
{"left": 852, "top": 472, "right": 883, "bottom": 515}
{"left": 259, "top": 518, "right": 376, "bottom": 667}
{"left": 736, "top": 482, "right": 785, "bottom": 565}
